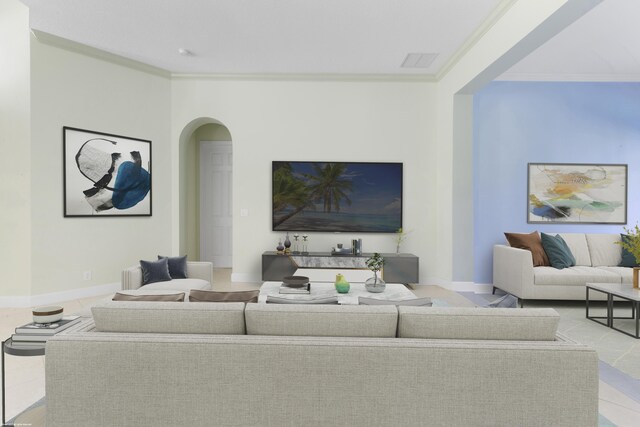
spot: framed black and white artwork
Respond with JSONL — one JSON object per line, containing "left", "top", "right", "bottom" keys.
{"left": 63, "top": 126, "right": 152, "bottom": 217}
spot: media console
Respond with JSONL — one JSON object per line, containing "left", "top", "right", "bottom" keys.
{"left": 261, "top": 252, "right": 419, "bottom": 284}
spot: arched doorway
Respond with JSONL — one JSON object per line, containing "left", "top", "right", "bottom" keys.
{"left": 178, "top": 118, "right": 232, "bottom": 265}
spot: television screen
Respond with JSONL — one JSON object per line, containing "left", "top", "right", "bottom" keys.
{"left": 272, "top": 161, "right": 402, "bottom": 233}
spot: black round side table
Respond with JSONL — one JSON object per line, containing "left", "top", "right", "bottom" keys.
{"left": 2, "top": 338, "right": 46, "bottom": 425}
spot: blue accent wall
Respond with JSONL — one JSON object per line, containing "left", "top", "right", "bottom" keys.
{"left": 473, "top": 82, "right": 640, "bottom": 284}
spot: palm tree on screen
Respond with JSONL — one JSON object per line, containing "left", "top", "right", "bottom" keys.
{"left": 272, "top": 164, "right": 312, "bottom": 227}
{"left": 304, "top": 163, "right": 352, "bottom": 213}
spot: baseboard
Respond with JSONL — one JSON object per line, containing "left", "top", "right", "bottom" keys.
{"left": 0, "top": 282, "right": 120, "bottom": 308}
{"left": 230, "top": 272, "right": 261, "bottom": 283}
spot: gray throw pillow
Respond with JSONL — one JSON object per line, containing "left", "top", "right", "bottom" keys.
{"left": 112, "top": 292, "right": 185, "bottom": 302}
{"left": 190, "top": 289, "right": 260, "bottom": 303}
{"left": 358, "top": 297, "right": 432, "bottom": 306}
{"left": 139, "top": 258, "right": 172, "bottom": 285}
{"left": 158, "top": 255, "right": 188, "bottom": 279}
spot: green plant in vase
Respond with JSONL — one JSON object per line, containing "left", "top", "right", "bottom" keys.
{"left": 615, "top": 223, "right": 640, "bottom": 288}
{"left": 394, "top": 228, "right": 410, "bottom": 253}
{"left": 365, "top": 252, "right": 386, "bottom": 293}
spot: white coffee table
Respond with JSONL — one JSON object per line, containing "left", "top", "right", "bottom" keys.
{"left": 586, "top": 282, "right": 640, "bottom": 338}
{"left": 259, "top": 281, "right": 416, "bottom": 305}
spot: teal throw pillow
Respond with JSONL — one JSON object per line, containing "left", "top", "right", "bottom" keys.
{"left": 618, "top": 234, "right": 638, "bottom": 267}
{"left": 540, "top": 233, "right": 576, "bottom": 269}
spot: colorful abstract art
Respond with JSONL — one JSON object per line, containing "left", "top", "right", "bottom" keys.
{"left": 64, "top": 127, "right": 151, "bottom": 217}
{"left": 527, "top": 163, "right": 626, "bottom": 224}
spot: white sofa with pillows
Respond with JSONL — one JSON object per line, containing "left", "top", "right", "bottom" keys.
{"left": 121, "top": 256, "right": 213, "bottom": 294}
{"left": 45, "top": 301, "right": 599, "bottom": 426}
{"left": 493, "top": 232, "right": 632, "bottom": 303}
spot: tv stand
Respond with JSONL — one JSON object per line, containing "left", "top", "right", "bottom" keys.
{"left": 261, "top": 251, "right": 419, "bottom": 284}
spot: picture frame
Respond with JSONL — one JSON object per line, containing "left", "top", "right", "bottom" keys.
{"left": 63, "top": 127, "right": 152, "bottom": 217}
{"left": 527, "top": 163, "right": 627, "bottom": 224}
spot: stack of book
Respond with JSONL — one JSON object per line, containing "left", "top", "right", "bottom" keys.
{"left": 11, "top": 316, "right": 81, "bottom": 348}
{"left": 279, "top": 282, "right": 311, "bottom": 294}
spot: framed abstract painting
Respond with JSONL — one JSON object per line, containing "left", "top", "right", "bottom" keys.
{"left": 527, "top": 163, "right": 627, "bottom": 224}
{"left": 63, "top": 127, "right": 152, "bottom": 217}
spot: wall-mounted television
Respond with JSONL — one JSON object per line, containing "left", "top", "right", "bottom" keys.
{"left": 272, "top": 161, "right": 402, "bottom": 233}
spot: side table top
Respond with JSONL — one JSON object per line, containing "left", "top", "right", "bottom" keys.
{"left": 3, "top": 338, "right": 46, "bottom": 357}
{"left": 587, "top": 282, "right": 640, "bottom": 301}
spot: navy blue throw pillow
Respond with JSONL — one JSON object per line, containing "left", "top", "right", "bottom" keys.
{"left": 540, "top": 233, "right": 576, "bottom": 269}
{"left": 158, "top": 255, "right": 188, "bottom": 279}
{"left": 139, "top": 258, "right": 172, "bottom": 285}
{"left": 618, "top": 234, "right": 638, "bottom": 267}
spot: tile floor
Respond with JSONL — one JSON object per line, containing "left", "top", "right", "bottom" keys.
{"left": 2, "top": 273, "right": 639, "bottom": 425}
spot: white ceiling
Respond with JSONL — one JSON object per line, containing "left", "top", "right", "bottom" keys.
{"left": 18, "top": 0, "right": 640, "bottom": 80}
{"left": 500, "top": 0, "right": 640, "bottom": 81}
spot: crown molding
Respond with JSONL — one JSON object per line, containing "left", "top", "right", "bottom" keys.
{"left": 170, "top": 72, "right": 437, "bottom": 83}
{"left": 496, "top": 72, "right": 640, "bottom": 82}
{"left": 31, "top": 30, "right": 171, "bottom": 78}
{"left": 435, "top": 0, "right": 518, "bottom": 81}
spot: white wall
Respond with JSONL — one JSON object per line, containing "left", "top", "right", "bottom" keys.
{"left": 28, "top": 36, "right": 172, "bottom": 295}
{"left": 434, "top": 0, "right": 600, "bottom": 288}
{"left": 171, "top": 78, "right": 437, "bottom": 283}
{"left": 0, "top": 0, "right": 31, "bottom": 298}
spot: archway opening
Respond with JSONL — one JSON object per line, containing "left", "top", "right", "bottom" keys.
{"left": 178, "top": 118, "right": 232, "bottom": 263}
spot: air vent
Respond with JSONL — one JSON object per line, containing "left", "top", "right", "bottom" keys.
{"left": 401, "top": 53, "right": 438, "bottom": 68}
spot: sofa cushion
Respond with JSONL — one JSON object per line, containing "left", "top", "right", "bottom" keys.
{"left": 504, "top": 232, "right": 549, "bottom": 266}
{"left": 92, "top": 301, "right": 246, "bottom": 334}
{"left": 190, "top": 289, "right": 259, "bottom": 303}
{"left": 112, "top": 292, "right": 185, "bottom": 302}
{"left": 557, "top": 233, "right": 591, "bottom": 266}
{"left": 541, "top": 233, "right": 575, "bottom": 269}
{"left": 142, "top": 278, "right": 212, "bottom": 292}
{"left": 534, "top": 266, "right": 620, "bottom": 286}
{"left": 397, "top": 307, "right": 559, "bottom": 341}
{"left": 139, "top": 258, "right": 172, "bottom": 285}
{"left": 586, "top": 234, "right": 622, "bottom": 267}
{"left": 595, "top": 267, "right": 633, "bottom": 284}
{"left": 158, "top": 255, "right": 188, "bottom": 279}
{"left": 245, "top": 304, "right": 398, "bottom": 337}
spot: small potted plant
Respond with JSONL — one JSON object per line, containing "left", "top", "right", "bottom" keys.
{"left": 616, "top": 224, "right": 640, "bottom": 288}
{"left": 365, "top": 252, "right": 386, "bottom": 293}
{"left": 394, "top": 228, "right": 410, "bottom": 253}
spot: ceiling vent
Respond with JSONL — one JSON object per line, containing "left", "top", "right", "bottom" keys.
{"left": 401, "top": 53, "right": 438, "bottom": 68}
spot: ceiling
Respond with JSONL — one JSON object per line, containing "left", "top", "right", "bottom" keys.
{"left": 19, "top": 0, "right": 640, "bottom": 80}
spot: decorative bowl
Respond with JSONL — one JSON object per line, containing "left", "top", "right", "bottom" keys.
{"left": 282, "top": 275, "right": 310, "bottom": 287}
{"left": 32, "top": 306, "right": 63, "bottom": 324}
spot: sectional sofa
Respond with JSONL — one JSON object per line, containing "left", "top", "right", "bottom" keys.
{"left": 45, "top": 302, "right": 598, "bottom": 426}
{"left": 494, "top": 233, "right": 631, "bottom": 303}
{"left": 121, "top": 261, "right": 213, "bottom": 293}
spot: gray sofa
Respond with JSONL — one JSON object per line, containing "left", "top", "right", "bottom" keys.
{"left": 45, "top": 302, "right": 599, "bottom": 426}
{"left": 494, "top": 233, "right": 631, "bottom": 302}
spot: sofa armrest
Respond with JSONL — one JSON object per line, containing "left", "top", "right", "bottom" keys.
{"left": 121, "top": 261, "right": 214, "bottom": 290}
{"left": 186, "top": 261, "right": 214, "bottom": 283}
{"left": 121, "top": 266, "right": 143, "bottom": 290}
{"left": 493, "top": 245, "right": 534, "bottom": 299}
